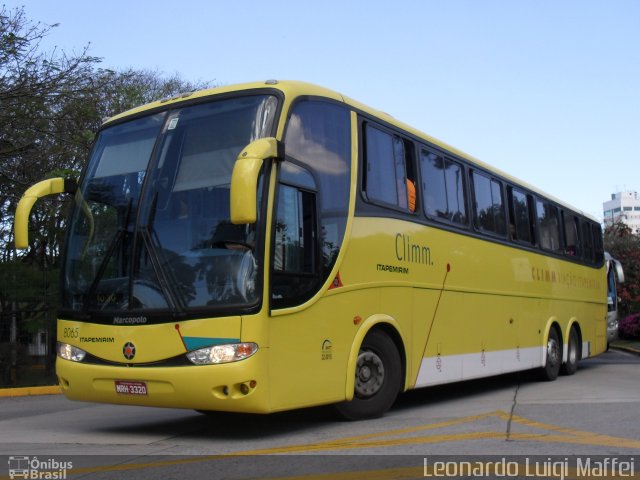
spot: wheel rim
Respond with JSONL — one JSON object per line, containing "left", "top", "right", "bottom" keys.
{"left": 547, "top": 335, "right": 560, "bottom": 367}
{"left": 355, "top": 350, "right": 385, "bottom": 398}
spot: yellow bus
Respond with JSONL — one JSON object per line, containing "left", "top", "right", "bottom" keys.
{"left": 15, "top": 81, "right": 607, "bottom": 419}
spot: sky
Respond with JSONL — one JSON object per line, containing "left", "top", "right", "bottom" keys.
{"left": 6, "top": 0, "right": 640, "bottom": 221}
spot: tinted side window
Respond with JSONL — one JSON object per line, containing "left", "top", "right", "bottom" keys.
{"left": 507, "top": 187, "right": 533, "bottom": 244}
{"left": 284, "top": 100, "right": 351, "bottom": 285}
{"left": 420, "top": 150, "right": 467, "bottom": 224}
{"left": 581, "top": 220, "right": 595, "bottom": 263}
{"left": 472, "top": 171, "right": 506, "bottom": 235}
{"left": 272, "top": 170, "right": 319, "bottom": 308}
{"left": 592, "top": 223, "right": 604, "bottom": 264}
{"left": 364, "top": 125, "right": 416, "bottom": 213}
{"left": 274, "top": 184, "right": 316, "bottom": 274}
{"left": 563, "top": 211, "right": 580, "bottom": 257}
{"left": 536, "top": 200, "right": 562, "bottom": 252}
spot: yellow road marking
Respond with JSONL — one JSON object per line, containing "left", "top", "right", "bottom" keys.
{"left": 1, "top": 409, "right": 638, "bottom": 479}
{"left": 221, "top": 410, "right": 640, "bottom": 455}
{"left": 497, "top": 411, "right": 640, "bottom": 449}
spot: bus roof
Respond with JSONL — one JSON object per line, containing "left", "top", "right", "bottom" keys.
{"left": 104, "top": 80, "right": 597, "bottom": 222}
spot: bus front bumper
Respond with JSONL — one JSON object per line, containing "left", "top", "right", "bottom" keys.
{"left": 56, "top": 349, "right": 270, "bottom": 413}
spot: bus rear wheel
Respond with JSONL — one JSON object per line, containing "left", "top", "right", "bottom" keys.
{"left": 540, "top": 327, "right": 562, "bottom": 381}
{"left": 335, "top": 330, "right": 402, "bottom": 420}
{"left": 561, "top": 327, "right": 580, "bottom": 376}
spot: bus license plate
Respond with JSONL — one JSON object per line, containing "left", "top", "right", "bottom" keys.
{"left": 115, "top": 380, "right": 148, "bottom": 396}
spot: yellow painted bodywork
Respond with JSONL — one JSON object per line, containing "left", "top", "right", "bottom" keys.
{"left": 55, "top": 316, "right": 273, "bottom": 412}
{"left": 57, "top": 349, "right": 270, "bottom": 413}
{"left": 230, "top": 137, "right": 281, "bottom": 224}
{"left": 52, "top": 81, "right": 607, "bottom": 413}
{"left": 338, "top": 217, "right": 606, "bottom": 386}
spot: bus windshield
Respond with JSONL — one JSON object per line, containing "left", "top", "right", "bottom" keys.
{"left": 62, "top": 94, "right": 278, "bottom": 317}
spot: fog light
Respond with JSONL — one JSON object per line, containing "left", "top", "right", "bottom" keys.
{"left": 57, "top": 342, "right": 86, "bottom": 362}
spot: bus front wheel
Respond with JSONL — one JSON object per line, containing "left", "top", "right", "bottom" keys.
{"left": 335, "top": 330, "right": 402, "bottom": 420}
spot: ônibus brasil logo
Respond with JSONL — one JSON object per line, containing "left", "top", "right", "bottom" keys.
{"left": 8, "top": 456, "right": 72, "bottom": 479}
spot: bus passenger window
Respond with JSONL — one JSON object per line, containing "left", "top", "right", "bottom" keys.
{"left": 592, "top": 223, "right": 604, "bottom": 264}
{"left": 581, "top": 220, "right": 595, "bottom": 263}
{"left": 536, "top": 200, "right": 562, "bottom": 253}
{"left": 472, "top": 171, "right": 506, "bottom": 236}
{"left": 507, "top": 187, "right": 533, "bottom": 244}
{"left": 562, "top": 211, "right": 580, "bottom": 257}
{"left": 364, "top": 124, "right": 415, "bottom": 213}
{"left": 420, "top": 150, "right": 467, "bottom": 224}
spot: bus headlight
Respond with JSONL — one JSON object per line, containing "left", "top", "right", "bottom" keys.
{"left": 186, "top": 343, "right": 258, "bottom": 365}
{"left": 57, "top": 342, "right": 87, "bottom": 362}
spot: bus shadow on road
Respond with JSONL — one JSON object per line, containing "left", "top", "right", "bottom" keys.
{"left": 92, "top": 403, "right": 338, "bottom": 440}
{"left": 92, "top": 375, "right": 527, "bottom": 441}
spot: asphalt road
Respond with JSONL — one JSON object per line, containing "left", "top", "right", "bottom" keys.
{"left": 1, "top": 349, "right": 639, "bottom": 479}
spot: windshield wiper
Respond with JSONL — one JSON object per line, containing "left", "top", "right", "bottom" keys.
{"left": 138, "top": 226, "right": 185, "bottom": 314}
{"left": 84, "top": 198, "right": 133, "bottom": 311}
{"left": 131, "top": 191, "right": 186, "bottom": 314}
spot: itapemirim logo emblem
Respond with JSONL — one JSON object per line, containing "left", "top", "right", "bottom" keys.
{"left": 7, "top": 456, "right": 73, "bottom": 479}
{"left": 123, "top": 341, "right": 136, "bottom": 360}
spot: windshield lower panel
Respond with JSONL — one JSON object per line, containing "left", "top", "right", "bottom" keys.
{"left": 62, "top": 94, "right": 278, "bottom": 320}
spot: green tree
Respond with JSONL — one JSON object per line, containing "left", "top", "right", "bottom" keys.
{"left": 1, "top": 5, "right": 100, "bottom": 264}
{"left": 0, "top": 6, "right": 211, "bottom": 385}
{"left": 1, "top": 6, "right": 211, "bottom": 265}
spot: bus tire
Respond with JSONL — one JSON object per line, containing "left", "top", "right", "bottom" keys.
{"left": 335, "top": 330, "right": 402, "bottom": 420}
{"left": 561, "top": 327, "right": 580, "bottom": 376}
{"left": 539, "top": 327, "right": 562, "bottom": 381}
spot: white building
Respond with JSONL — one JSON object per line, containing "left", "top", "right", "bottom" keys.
{"left": 603, "top": 191, "right": 640, "bottom": 233}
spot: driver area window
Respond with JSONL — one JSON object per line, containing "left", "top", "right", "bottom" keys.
{"left": 272, "top": 162, "right": 319, "bottom": 309}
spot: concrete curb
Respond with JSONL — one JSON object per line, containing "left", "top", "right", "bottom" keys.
{"left": 0, "top": 385, "right": 61, "bottom": 397}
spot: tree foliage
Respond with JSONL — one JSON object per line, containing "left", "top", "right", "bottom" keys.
{"left": 1, "top": 6, "right": 210, "bottom": 262}
{"left": 1, "top": 6, "right": 96, "bottom": 263}
{"left": 0, "top": 5, "right": 211, "bottom": 384}
{"left": 604, "top": 221, "right": 640, "bottom": 316}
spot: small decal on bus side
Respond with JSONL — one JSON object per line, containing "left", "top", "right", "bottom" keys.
{"left": 321, "top": 340, "right": 333, "bottom": 360}
{"left": 329, "top": 272, "right": 343, "bottom": 289}
{"left": 395, "top": 233, "right": 433, "bottom": 266}
{"left": 376, "top": 264, "right": 409, "bottom": 274}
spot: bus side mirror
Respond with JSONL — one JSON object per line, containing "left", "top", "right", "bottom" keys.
{"left": 14, "top": 177, "right": 77, "bottom": 249}
{"left": 230, "top": 137, "right": 284, "bottom": 224}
